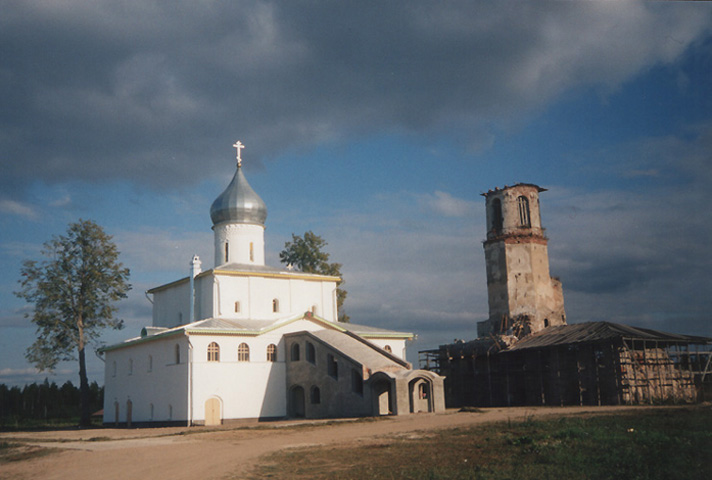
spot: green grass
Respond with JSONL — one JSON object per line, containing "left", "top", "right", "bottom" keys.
{"left": 248, "top": 407, "right": 712, "bottom": 480}
{"left": 0, "top": 441, "right": 57, "bottom": 464}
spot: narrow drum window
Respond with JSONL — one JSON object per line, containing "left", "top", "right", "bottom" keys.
{"left": 128, "top": 359, "right": 133, "bottom": 375}
{"left": 517, "top": 196, "right": 531, "bottom": 227}
{"left": 266, "top": 344, "right": 277, "bottom": 362}
{"left": 249, "top": 242, "right": 254, "bottom": 262}
{"left": 272, "top": 298, "right": 280, "bottom": 313}
{"left": 234, "top": 301, "right": 240, "bottom": 313}
{"left": 208, "top": 342, "right": 220, "bottom": 362}
{"left": 238, "top": 343, "right": 250, "bottom": 362}
{"left": 225, "top": 242, "right": 229, "bottom": 262}
{"left": 175, "top": 344, "right": 180, "bottom": 364}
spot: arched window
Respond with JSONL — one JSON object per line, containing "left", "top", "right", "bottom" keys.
{"left": 517, "top": 196, "right": 531, "bottom": 227}
{"left": 272, "top": 298, "right": 280, "bottom": 313}
{"left": 266, "top": 344, "right": 277, "bottom": 362}
{"left": 225, "top": 242, "right": 229, "bottom": 262}
{"left": 291, "top": 343, "right": 300, "bottom": 361}
{"left": 492, "top": 198, "right": 503, "bottom": 232}
{"left": 175, "top": 344, "right": 181, "bottom": 364}
{"left": 310, "top": 386, "right": 321, "bottom": 404}
{"left": 234, "top": 301, "right": 241, "bottom": 313}
{"left": 327, "top": 354, "right": 338, "bottom": 379}
{"left": 306, "top": 342, "right": 316, "bottom": 364}
{"left": 238, "top": 343, "right": 250, "bottom": 362}
{"left": 208, "top": 342, "right": 220, "bottom": 362}
{"left": 383, "top": 345, "right": 392, "bottom": 354}
{"left": 352, "top": 369, "right": 363, "bottom": 395}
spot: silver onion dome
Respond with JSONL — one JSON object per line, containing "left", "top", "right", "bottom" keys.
{"left": 210, "top": 165, "right": 268, "bottom": 226}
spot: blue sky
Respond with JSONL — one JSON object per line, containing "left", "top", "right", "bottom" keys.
{"left": 1, "top": 1, "right": 711, "bottom": 387}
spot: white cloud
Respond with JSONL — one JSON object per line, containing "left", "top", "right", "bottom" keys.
{"left": 0, "top": 199, "right": 38, "bottom": 219}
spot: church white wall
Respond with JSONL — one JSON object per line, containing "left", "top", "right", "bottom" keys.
{"left": 103, "top": 335, "right": 189, "bottom": 424}
{"left": 189, "top": 319, "right": 328, "bottom": 422}
{"left": 152, "top": 281, "right": 191, "bottom": 328}
{"left": 363, "top": 339, "right": 408, "bottom": 362}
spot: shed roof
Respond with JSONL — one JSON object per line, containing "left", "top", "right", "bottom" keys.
{"left": 506, "top": 321, "right": 712, "bottom": 351}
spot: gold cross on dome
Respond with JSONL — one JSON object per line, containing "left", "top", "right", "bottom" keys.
{"left": 233, "top": 141, "right": 245, "bottom": 167}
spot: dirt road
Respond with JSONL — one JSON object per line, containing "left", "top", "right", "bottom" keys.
{"left": 0, "top": 405, "right": 658, "bottom": 480}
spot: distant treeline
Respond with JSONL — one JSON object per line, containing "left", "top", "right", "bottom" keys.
{"left": 0, "top": 379, "right": 103, "bottom": 422}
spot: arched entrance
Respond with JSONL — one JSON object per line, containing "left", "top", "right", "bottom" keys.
{"left": 289, "top": 386, "right": 305, "bottom": 418}
{"left": 409, "top": 377, "right": 433, "bottom": 413}
{"left": 205, "top": 397, "right": 222, "bottom": 426}
{"left": 371, "top": 378, "right": 393, "bottom": 416}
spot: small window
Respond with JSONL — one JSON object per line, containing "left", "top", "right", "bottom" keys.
{"left": 208, "top": 342, "right": 220, "bottom": 362}
{"left": 291, "top": 343, "right": 300, "bottom": 361}
{"left": 128, "top": 359, "right": 133, "bottom": 375}
{"left": 175, "top": 344, "right": 181, "bottom": 364}
{"left": 352, "top": 369, "right": 363, "bottom": 395}
{"left": 311, "top": 386, "right": 321, "bottom": 404}
{"left": 178, "top": 312, "right": 183, "bottom": 325}
{"left": 225, "top": 242, "right": 229, "bottom": 262}
{"left": 238, "top": 343, "right": 250, "bottom": 362}
{"left": 148, "top": 355, "right": 153, "bottom": 372}
{"left": 112, "top": 361, "right": 117, "bottom": 377}
{"left": 327, "top": 354, "right": 338, "bottom": 379}
{"left": 266, "top": 344, "right": 277, "bottom": 362}
{"left": 249, "top": 242, "right": 254, "bottom": 262}
{"left": 272, "top": 298, "right": 280, "bottom": 313}
{"left": 384, "top": 345, "right": 392, "bottom": 354}
{"left": 544, "top": 318, "right": 550, "bottom": 328}
{"left": 306, "top": 342, "right": 316, "bottom": 364}
{"left": 168, "top": 404, "right": 173, "bottom": 420}
{"left": 234, "top": 301, "right": 241, "bottom": 313}
{"left": 517, "top": 196, "right": 531, "bottom": 227}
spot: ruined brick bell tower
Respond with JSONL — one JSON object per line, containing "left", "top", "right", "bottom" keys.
{"left": 478, "top": 184, "right": 566, "bottom": 338}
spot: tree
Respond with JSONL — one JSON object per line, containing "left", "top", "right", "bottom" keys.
{"left": 15, "top": 220, "right": 131, "bottom": 426}
{"left": 279, "top": 231, "right": 349, "bottom": 322}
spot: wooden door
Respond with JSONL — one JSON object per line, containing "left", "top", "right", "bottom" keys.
{"left": 205, "top": 397, "right": 221, "bottom": 426}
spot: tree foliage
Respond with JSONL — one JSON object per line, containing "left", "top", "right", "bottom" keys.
{"left": 15, "top": 219, "right": 131, "bottom": 426}
{"left": 279, "top": 231, "right": 349, "bottom": 322}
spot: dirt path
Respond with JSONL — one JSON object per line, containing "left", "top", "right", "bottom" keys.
{"left": 0, "top": 405, "right": 661, "bottom": 480}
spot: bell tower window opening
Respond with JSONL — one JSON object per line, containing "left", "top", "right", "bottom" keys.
{"left": 492, "top": 198, "right": 503, "bottom": 232}
{"left": 517, "top": 196, "right": 531, "bottom": 227}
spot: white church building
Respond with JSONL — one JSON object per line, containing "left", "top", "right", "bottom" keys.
{"left": 102, "top": 143, "right": 444, "bottom": 426}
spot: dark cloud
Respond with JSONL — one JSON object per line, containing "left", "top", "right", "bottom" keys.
{"left": 1, "top": 1, "right": 708, "bottom": 197}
